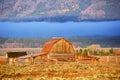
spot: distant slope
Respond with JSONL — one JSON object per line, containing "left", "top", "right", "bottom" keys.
{"left": 0, "top": 0, "right": 120, "bottom": 22}
{"left": 0, "top": 37, "right": 120, "bottom": 48}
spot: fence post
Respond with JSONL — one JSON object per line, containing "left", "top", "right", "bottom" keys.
{"left": 115, "top": 54, "right": 118, "bottom": 64}
{"left": 107, "top": 56, "right": 109, "bottom": 63}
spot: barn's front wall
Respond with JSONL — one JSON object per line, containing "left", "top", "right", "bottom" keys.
{"left": 34, "top": 54, "right": 49, "bottom": 64}
{"left": 47, "top": 38, "right": 75, "bottom": 61}
{"left": 50, "top": 39, "right": 75, "bottom": 54}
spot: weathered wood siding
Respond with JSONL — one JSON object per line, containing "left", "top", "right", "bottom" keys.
{"left": 34, "top": 54, "right": 49, "bottom": 63}
{"left": 50, "top": 39, "right": 75, "bottom": 54}
{"left": 9, "top": 58, "right": 18, "bottom": 65}
{"left": 46, "top": 38, "right": 75, "bottom": 61}
{"left": 24, "top": 58, "right": 33, "bottom": 64}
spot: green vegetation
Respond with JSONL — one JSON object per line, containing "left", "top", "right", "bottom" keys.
{"left": 79, "top": 49, "right": 82, "bottom": 54}
{"left": 109, "top": 48, "right": 114, "bottom": 55}
{"left": 83, "top": 49, "right": 88, "bottom": 56}
{"left": 76, "top": 50, "right": 79, "bottom": 53}
{"left": 76, "top": 48, "right": 115, "bottom": 56}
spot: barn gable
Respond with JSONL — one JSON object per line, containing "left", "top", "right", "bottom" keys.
{"left": 42, "top": 38, "right": 61, "bottom": 53}
{"left": 50, "top": 38, "right": 75, "bottom": 54}
{"left": 42, "top": 38, "right": 75, "bottom": 54}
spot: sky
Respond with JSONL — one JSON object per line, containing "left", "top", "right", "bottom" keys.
{"left": 0, "top": 0, "right": 120, "bottom": 38}
{"left": 0, "top": 21, "right": 120, "bottom": 38}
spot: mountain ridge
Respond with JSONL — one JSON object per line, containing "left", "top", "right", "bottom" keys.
{"left": 0, "top": 0, "right": 120, "bottom": 22}
{"left": 0, "top": 37, "right": 120, "bottom": 48}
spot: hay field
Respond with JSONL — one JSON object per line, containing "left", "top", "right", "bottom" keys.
{"left": 0, "top": 63, "right": 120, "bottom": 80}
{"left": 0, "top": 48, "right": 120, "bottom": 80}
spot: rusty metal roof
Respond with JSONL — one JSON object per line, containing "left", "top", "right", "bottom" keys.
{"left": 19, "top": 52, "right": 48, "bottom": 59}
{"left": 42, "top": 38, "right": 64, "bottom": 53}
{"left": 7, "top": 52, "right": 27, "bottom": 58}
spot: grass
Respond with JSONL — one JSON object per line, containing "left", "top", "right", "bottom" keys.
{"left": 0, "top": 63, "right": 120, "bottom": 80}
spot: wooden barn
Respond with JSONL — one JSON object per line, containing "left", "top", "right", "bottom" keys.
{"left": 34, "top": 38, "right": 75, "bottom": 62}
{"left": 8, "top": 38, "right": 99, "bottom": 64}
{"left": 6, "top": 52, "right": 27, "bottom": 65}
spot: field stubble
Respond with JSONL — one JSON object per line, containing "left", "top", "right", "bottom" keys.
{"left": 0, "top": 63, "right": 120, "bottom": 80}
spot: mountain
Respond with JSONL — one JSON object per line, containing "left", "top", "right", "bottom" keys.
{"left": 0, "top": 37, "right": 120, "bottom": 48}
{"left": 0, "top": 0, "right": 120, "bottom": 22}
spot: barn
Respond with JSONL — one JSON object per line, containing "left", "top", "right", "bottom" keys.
{"left": 34, "top": 38, "right": 75, "bottom": 62}
{"left": 6, "top": 52, "right": 27, "bottom": 65}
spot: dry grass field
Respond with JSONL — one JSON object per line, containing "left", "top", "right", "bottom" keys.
{"left": 0, "top": 63, "right": 120, "bottom": 80}
{"left": 0, "top": 48, "right": 120, "bottom": 80}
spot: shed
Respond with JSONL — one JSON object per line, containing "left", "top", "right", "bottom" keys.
{"left": 18, "top": 53, "right": 48, "bottom": 64}
{"left": 7, "top": 52, "right": 27, "bottom": 58}
{"left": 6, "top": 52, "right": 27, "bottom": 65}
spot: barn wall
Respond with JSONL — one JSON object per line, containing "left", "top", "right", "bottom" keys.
{"left": 25, "top": 58, "right": 33, "bottom": 64}
{"left": 34, "top": 54, "right": 49, "bottom": 63}
{"left": 9, "top": 58, "right": 18, "bottom": 65}
{"left": 50, "top": 39, "right": 75, "bottom": 54}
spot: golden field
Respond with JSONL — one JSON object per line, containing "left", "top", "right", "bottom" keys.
{"left": 0, "top": 48, "right": 120, "bottom": 80}
{"left": 0, "top": 63, "right": 120, "bottom": 80}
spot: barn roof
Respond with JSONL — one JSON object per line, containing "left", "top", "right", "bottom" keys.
{"left": 19, "top": 52, "right": 47, "bottom": 59}
{"left": 19, "top": 55, "right": 31, "bottom": 59}
{"left": 7, "top": 52, "right": 27, "bottom": 58}
{"left": 42, "top": 38, "right": 64, "bottom": 53}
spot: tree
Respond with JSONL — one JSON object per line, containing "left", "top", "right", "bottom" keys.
{"left": 94, "top": 50, "right": 97, "bottom": 55}
{"left": 84, "top": 49, "right": 88, "bottom": 56}
{"left": 109, "top": 48, "right": 114, "bottom": 55}
{"left": 76, "top": 50, "right": 79, "bottom": 53}
{"left": 79, "top": 49, "right": 82, "bottom": 54}
{"left": 100, "top": 50, "right": 105, "bottom": 56}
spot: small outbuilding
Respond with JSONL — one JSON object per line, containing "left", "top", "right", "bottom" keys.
{"left": 6, "top": 52, "right": 27, "bottom": 65}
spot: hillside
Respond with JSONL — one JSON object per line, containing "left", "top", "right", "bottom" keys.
{"left": 0, "top": 0, "right": 120, "bottom": 22}
{"left": 0, "top": 37, "right": 120, "bottom": 48}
